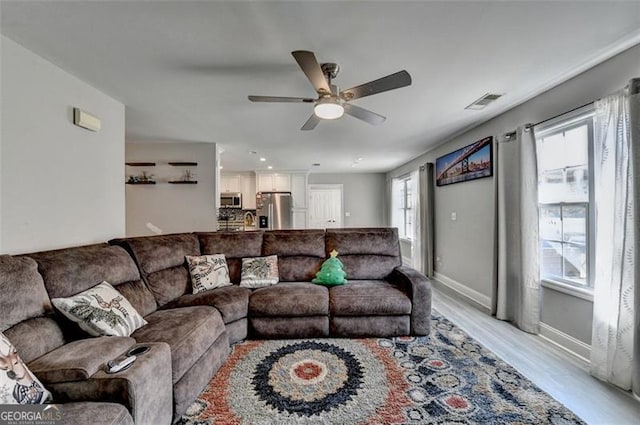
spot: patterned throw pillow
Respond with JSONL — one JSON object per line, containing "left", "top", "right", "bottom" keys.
{"left": 0, "top": 333, "right": 51, "bottom": 404}
{"left": 186, "top": 254, "right": 232, "bottom": 294}
{"left": 239, "top": 255, "right": 279, "bottom": 288}
{"left": 51, "top": 282, "right": 147, "bottom": 337}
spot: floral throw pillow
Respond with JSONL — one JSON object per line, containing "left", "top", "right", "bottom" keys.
{"left": 186, "top": 254, "right": 232, "bottom": 294}
{"left": 51, "top": 282, "right": 147, "bottom": 337}
{"left": 239, "top": 255, "right": 279, "bottom": 288}
{"left": 0, "top": 333, "right": 51, "bottom": 404}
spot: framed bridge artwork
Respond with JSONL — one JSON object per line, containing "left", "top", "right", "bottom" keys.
{"left": 435, "top": 136, "right": 493, "bottom": 186}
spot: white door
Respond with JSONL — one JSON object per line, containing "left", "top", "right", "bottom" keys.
{"left": 308, "top": 184, "right": 343, "bottom": 229}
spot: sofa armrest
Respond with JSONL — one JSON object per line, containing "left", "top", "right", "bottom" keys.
{"left": 29, "top": 337, "right": 136, "bottom": 384}
{"left": 388, "top": 266, "right": 432, "bottom": 336}
{"left": 48, "top": 342, "right": 173, "bottom": 425}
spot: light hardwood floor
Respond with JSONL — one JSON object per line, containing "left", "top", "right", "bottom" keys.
{"left": 432, "top": 285, "right": 640, "bottom": 425}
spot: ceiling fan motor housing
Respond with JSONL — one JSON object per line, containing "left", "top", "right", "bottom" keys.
{"left": 321, "top": 63, "right": 340, "bottom": 82}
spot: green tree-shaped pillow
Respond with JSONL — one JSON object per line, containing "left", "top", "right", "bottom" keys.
{"left": 312, "top": 249, "right": 347, "bottom": 286}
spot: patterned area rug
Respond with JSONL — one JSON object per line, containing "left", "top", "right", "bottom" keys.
{"left": 179, "top": 312, "right": 585, "bottom": 424}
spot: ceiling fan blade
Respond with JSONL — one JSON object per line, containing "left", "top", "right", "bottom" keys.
{"left": 340, "top": 70, "right": 412, "bottom": 101}
{"left": 248, "top": 95, "right": 314, "bottom": 103}
{"left": 301, "top": 113, "right": 321, "bottom": 131}
{"left": 343, "top": 103, "right": 386, "bottom": 125}
{"left": 291, "top": 50, "right": 331, "bottom": 95}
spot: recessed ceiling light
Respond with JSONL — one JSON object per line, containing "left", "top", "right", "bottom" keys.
{"left": 260, "top": 157, "right": 266, "bottom": 162}
{"left": 351, "top": 163, "right": 358, "bottom": 168}
{"left": 219, "top": 165, "right": 223, "bottom": 169}
{"left": 357, "top": 157, "right": 364, "bottom": 161}
{"left": 267, "top": 165, "right": 273, "bottom": 170}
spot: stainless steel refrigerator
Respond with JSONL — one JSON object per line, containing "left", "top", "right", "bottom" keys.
{"left": 256, "top": 192, "right": 292, "bottom": 230}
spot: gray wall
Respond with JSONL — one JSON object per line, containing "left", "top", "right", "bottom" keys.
{"left": 308, "top": 173, "right": 385, "bottom": 227}
{"left": 1, "top": 36, "right": 126, "bottom": 254}
{"left": 388, "top": 44, "right": 640, "bottom": 345}
{"left": 125, "top": 142, "right": 217, "bottom": 236}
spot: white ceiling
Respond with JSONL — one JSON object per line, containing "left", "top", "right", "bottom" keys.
{"left": 2, "top": 1, "right": 639, "bottom": 173}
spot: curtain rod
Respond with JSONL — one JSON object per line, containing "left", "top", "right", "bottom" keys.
{"left": 529, "top": 100, "right": 594, "bottom": 129}
{"left": 501, "top": 99, "right": 594, "bottom": 142}
{"left": 500, "top": 77, "right": 638, "bottom": 142}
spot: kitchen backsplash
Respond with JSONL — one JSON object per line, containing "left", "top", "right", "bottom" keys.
{"left": 217, "top": 209, "right": 256, "bottom": 231}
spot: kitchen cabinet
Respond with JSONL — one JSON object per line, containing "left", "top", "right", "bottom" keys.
{"left": 220, "top": 174, "right": 241, "bottom": 193}
{"left": 220, "top": 172, "right": 256, "bottom": 210}
{"left": 292, "top": 209, "right": 308, "bottom": 229}
{"left": 257, "top": 173, "right": 291, "bottom": 192}
{"left": 241, "top": 175, "right": 256, "bottom": 210}
{"left": 290, "top": 173, "right": 308, "bottom": 208}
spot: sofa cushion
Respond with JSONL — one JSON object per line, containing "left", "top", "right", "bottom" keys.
{"left": 263, "top": 230, "right": 325, "bottom": 281}
{"left": 186, "top": 254, "right": 231, "bottom": 293}
{"left": 329, "top": 280, "right": 412, "bottom": 316}
{"left": 0, "top": 256, "right": 52, "bottom": 332}
{"left": 26, "top": 244, "right": 157, "bottom": 317}
{"left": 325, "top": 228, "right": 401, "bottom": 279}
{"left": 60, "top": 402, "right": 134, "bottom": 425}
{"left": 0, "top": 333, "right": 52, "bottom": 404}
{"left": 250, "top": 282, "right": 329, "bottom": 317}
{"left": 262, "top": 230, "right": 325, "bottom": 257}
{"left": 52, "top": 282, "right": 147, "bottom": 337}
{"left": 0, "top": 255, "right": 67, "bottom": 363}
{"left": 131, "top": 306, "right": 224, "bottom": 383}
{"left": 28, "top": 337, "right": 135, "bottom": 384}
{"left": 198, "top": 231, "right": 264, "bottom": 284}
{"left": 164, "top": 285, "right": 250, "bottom": 324}
{"left": 240, "top": 255, "right": 279, "bottom": 288}
{"left": 110, "top": 234, "right": 200, "bottom": 307}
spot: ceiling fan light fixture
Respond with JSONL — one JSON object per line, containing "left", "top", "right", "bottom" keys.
{"left": 314, "top": 99, "right": 344, "bottom": 120}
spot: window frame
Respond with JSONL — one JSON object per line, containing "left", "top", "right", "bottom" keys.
{"left": 535, "top": 107, "right": 595, "bottom": 293}
{"left": 393, "top": 175, "right": 413, "bottom": 241}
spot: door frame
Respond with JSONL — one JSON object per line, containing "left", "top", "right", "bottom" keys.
{"left": 308, "top": 184, "right": 344, "bottom": 228}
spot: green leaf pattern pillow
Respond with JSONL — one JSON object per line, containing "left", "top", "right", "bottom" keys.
{"left": 239, "top": 255, "right": 279, "bottom": 288}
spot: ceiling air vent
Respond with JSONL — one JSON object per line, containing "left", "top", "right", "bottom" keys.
{"left": 465, "top": 93, "right": 502, "bottom": 110}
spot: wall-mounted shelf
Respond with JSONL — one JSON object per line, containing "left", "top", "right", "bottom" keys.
{"left": 169, "top": 181, "right": 198, "bottom": 184}
{"left": 168, "top": 162, "right": 198, "bottom": 166}
{"left": 126, "top": 181, "right": 156, "bottom": 185}
{"left": 126, "top": 162, "right": 156, "bottom": 166}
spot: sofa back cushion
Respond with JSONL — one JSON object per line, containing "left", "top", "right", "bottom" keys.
{"left": 262, "top": 230, "right": 325, "bottom": 281}
{"left": 325, "top": 228, "right": 401, "bottom": 279}
{"left": 0, "top": 255, "right": 66, "bottom": 363}
{"left": 27, "top": 244, "right": 157, "bottom": 317}
{"left": 110, "top": 234, "right": 200, "bottom": 307}
{"left": 197, "top": 231, "right": 263, "bottom": 284}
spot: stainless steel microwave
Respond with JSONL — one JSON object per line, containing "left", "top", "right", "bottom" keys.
{"left": 220, "top": 192, "right": 242, "bottom": 208}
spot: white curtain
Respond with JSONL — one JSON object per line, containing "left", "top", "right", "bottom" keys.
{"left": 410, "top": 169, "right": 421, "bottom": 271}
{"left": 385, "top": 177, "right": 393, "bottom": 227}
{"left": 420, "top": 163, "right": 435, "bottom": 277}
{"left": 495, "top": 127, "right": 541, "bottom": 334}
{"left": 590, "top": 79, "right": 638, "bottom": 396}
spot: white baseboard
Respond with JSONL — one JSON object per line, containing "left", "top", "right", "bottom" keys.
{"left": 433, "top": 272, "right": 492, "bottom": 311}
{"left": 539, "top": 322, "right": 591, "bottom": 364}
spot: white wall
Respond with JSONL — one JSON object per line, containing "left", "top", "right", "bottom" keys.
{"left": 125, "top": 142, "right": 217, "bottom": 236}
{"left": 1, "top": 36, "right": 126, "bottom": 254}
{"left": 389, "top": 43, "right": 640, "bottom": 344}
{"left": 308, "top": 173, "right": 385, "bottom": 227}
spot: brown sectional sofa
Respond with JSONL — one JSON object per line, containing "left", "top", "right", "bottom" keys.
{"left": 0, "top": 228, "right": 431, "bottom": 424}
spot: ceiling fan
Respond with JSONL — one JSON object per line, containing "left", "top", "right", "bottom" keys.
{"left": 248, "top": 50, "right": 412, "bottom": 130}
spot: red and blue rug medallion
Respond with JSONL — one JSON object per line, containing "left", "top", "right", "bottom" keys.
{"left": 180, "top": 313, "right": 585, "bottom": 424}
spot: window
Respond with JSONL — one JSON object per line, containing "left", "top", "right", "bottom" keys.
{"left": 536, "top": 109, "right": 594, "bottom": 288}
{"left": 392, "top": 176, "right": 413, "bottom": 240}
